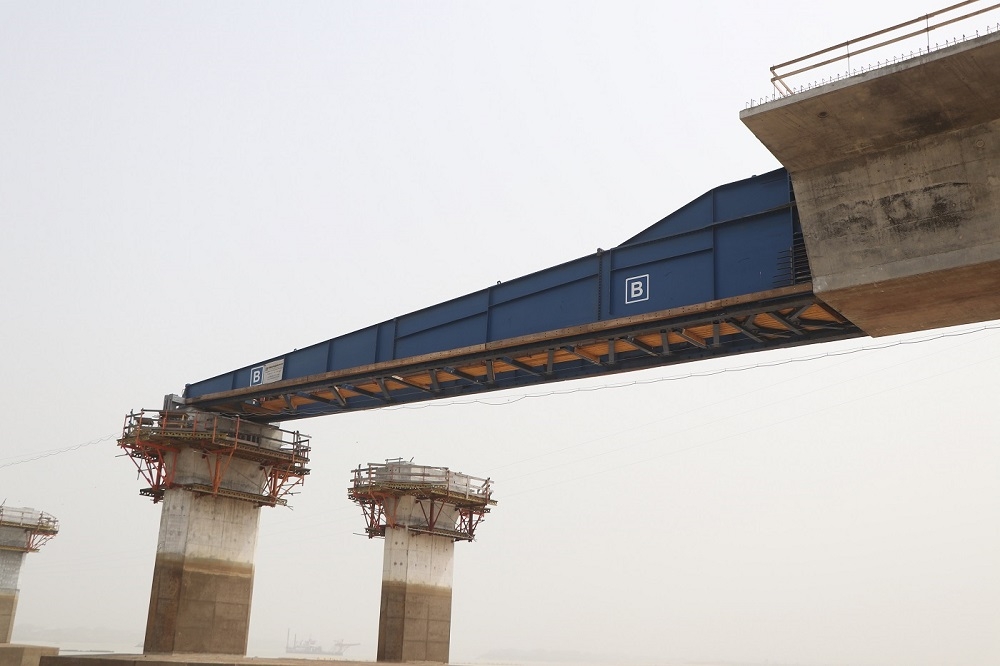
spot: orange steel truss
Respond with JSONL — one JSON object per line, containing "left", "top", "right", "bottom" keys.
{"left": 348, "top": 461, "right": 495, "bottom": 541}
{"left": 0, "top": 507, "right": 59, "bottom": 552}
{"left": 119, "top": 409, "right": 311, "bottom": 507}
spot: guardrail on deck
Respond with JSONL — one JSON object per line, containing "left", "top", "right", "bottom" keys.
{"left": 747, "top": 0, "right": 1000, "bottom": 107}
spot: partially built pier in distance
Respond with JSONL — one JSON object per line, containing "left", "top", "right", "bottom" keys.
{"left": 0, "top": 506, "right": 58, "bottom": 644}
{"left": 0, "top": 505, "right": 59, "bottom": 666}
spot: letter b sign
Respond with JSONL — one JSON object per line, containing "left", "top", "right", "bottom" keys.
{"left": 625, "top": 274, "right": 649, "bottom": 304}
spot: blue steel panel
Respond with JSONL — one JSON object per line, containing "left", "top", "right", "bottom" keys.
{"left": 489, "top": 276, "right": 598, "bottom": 339}
{"left": 621, "top": 193, "right": 713, "bottom": 246}
{"left": 618, "top": 168, "right": 789, "bottom": 247}
{"left": 395, "top": 313, "right": 488, "bottom": 358}
{"left": 395, "top": 291, "right": 489, "bottom": 337}
{"left": 491, "top": 256, "right": 598, "bottom": 305}
{"left": 182, "top": 167, "right": 797, "bottom": 400}
{"left": 376, "top": 321, "right": 396, "bottom": 363}
{"left": 284, "top": 342, "right": 328, "bottom": 380}
{"left": 714, "top": 170, "right": 789, "bottom": 222}
{"left": 232, "top": 367, "right": 255, "bottom": 390}
{"left": 715, "top": 212, "right": 792, "bottom": 298}
{"left": 609, "top": 250, "right": 715, "bottom": 318}
{"left": 187, "top": 373, "right": 237, "bottom": 396}
{"left": 611, "top": 230, "right": 713, "bottom": 268}
{"left": 330, "top": 327, "right": 378, "bottom": 371}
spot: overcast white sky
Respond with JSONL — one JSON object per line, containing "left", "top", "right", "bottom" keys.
{"left": 1, "top": 2, "right": 999, "bottom": 665}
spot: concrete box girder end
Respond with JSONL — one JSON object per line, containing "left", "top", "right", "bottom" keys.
{"left": 742, "top": 32, "right": 1000, "bottom": 337}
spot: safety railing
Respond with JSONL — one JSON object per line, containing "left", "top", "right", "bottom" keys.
{"left": 748, "top": 1, "right": 1000, "bottom": 107}
{"left": 0, "top": 506, "right": 59, "bottom": 533}
{"left": 121, "top": 408, "right": 310, "bottom": 459}
{"left": 351, "top": 460, "right": 492, "bottom": 500}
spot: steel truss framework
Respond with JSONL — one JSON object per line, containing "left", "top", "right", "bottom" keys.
{"left": 0, "top": 507, "right": 59, "bottom": 552}
{"left": 348, "top": 464, "right": 495, "bottom": 542}
{"left": 118, "top": 409, "right": 311, "bottom": 507}
{"left": 188, "top": 284, "right": 863, "bottom": 422}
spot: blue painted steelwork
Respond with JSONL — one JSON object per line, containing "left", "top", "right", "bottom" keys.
{"left": 183, "top": 168, "right": 860, "bottom": 421}
{"left": 188, "top": 169, "right": 798, "bottom": 395}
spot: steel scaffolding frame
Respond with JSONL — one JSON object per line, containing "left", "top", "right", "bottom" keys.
{"left": 119, "top": 409, "right": 311, "bottom": 507}
{"left": 348, "top": 461, "right": 495, "bottom": 541}
{"left": 0, "top": 506, "right": 59, "bottom": 552}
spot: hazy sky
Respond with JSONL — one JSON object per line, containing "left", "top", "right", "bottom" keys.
{"left": 1, "top": 2, "right": 998, "bottom": 665}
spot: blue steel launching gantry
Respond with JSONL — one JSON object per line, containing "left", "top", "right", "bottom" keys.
{"left": 182, "top": 168, "right": 861, "bottom": 422}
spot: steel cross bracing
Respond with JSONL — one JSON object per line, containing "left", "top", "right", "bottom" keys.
{"left": 187, "top": 283, "right": 862, "bottom": 423}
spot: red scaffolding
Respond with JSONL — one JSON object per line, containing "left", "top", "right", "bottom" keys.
{"left": 0, "top": 506, "right": 59, "bottom": 552}
{"left": 119, "top": 409, "right": 311, "bottom": 507}
{"left": 348, "top": 460, "right": 495, "bottom": 541}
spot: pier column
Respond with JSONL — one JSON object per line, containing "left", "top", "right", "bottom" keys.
{"left": 143, "top": 487, "right": 260, "bottom": 654}
{"left": 0, "top": 552, "right": 25, "bottom": 643}
{"left": 349, "top": 460, "right": 495, "bottom": 665}
{"left": 378, "top": 527, "right": 455, "bottom": 663}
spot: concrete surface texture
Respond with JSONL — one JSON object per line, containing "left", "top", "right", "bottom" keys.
{"left": 0, "top": 592, "right": 17, "bottom": 644}
{"left": 0, "top": 528, "right": 29, "bottom": 554}
{"left": 143, "top": 489, "right": 260, "bottom": 655}
{"left": 383, "top": 496, "right": 460, "bottom": 532}
{"left": 170, "top": 447, "right": 268, "bottom": 497}
{"left": 0, "top": 548, "right": 26, "bottom": 643}
{"left": 0, "top": 550, "right": 25, "bottom": 594}
{"left": 741, "top": 31, "right": 1000, "bottom": 336}
{"left": 0, "top": 645, "right": 58, "bottom": 666}
{"left": 378, "top": 527, "right": 455, "bottom": 663}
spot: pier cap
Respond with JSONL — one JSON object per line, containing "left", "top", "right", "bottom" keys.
{"left": 0, "top": 506, "right": 59, "bottom": 552}
{"left": 349, "top": 459, "right": 495, "bottom": 541}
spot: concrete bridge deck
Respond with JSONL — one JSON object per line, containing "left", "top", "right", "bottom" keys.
{"left": 742, "top": 30, "right": 1000, "bottom": 336}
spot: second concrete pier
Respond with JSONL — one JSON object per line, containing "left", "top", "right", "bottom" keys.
{"left": 349, "top": 460, "right": 495, "bottom": 664}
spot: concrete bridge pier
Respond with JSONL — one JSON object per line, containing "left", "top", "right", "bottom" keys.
{"left": 0, "top": 506, "right": 59, "bottom": 666}
{"left": 379, "top": 525, "right": 455, "bottom": 662}
{"left": 0, "top": 551, "right": 25, "bottom": 644}
{"left": 349, "top": 461, "right": 495, "bottom": 664}
{"left": 116, "top": 406, "right": 311, "bottom": 656}
{"left": 143, "top": 489, "right": 261, "bottom": 654}
{"left": 0, "top": 507, "right": 59, "bottom": 644}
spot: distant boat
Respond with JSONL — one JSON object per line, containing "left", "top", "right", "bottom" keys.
{"left": 285, "top": 630, "right": 359, "bottom": 657}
